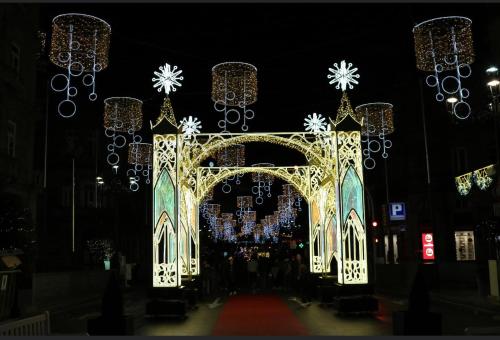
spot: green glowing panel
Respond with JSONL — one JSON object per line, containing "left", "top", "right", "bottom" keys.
{"left": 155, "top": 169, "right": 176, "bottom": 228}
{"left": 342, "top": 166, "right": 364, "bottom": 224}
{"left": 168, "top": 227, "right": 176, "bottom": 262}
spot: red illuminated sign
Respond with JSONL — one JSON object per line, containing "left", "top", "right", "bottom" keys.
{"left": 422, "top": 233, "right": 435, "bottom": 260}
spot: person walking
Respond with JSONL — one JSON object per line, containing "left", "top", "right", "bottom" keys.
{"left": 247, "top": 254, "right": 259, "bottom": 293}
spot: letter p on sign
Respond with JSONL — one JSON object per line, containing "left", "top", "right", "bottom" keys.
{"left": 389, "top": 202, "right": 406, "bottom": 221}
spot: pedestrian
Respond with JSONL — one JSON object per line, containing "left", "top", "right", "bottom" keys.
{"left": 201, "top": 260, "right": 212, "bottom": 299}
{"left": 228, "top": 256, "right": 237, "bottom": 295}
{"left": 247, "top": 254, "right": 259, "bottom": 293}
{"left": 298, "top": 260, "right": 311, "bottom": 304}
{"left": 271, "top": 259, "right": 280, "bottom": 289}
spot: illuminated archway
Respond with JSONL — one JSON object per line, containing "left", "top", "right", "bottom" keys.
{"left": 153, "top": 129, "right": 367, "bottom": 287}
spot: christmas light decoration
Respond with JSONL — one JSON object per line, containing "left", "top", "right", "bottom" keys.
{"left": 127, "top": 142, "right": 152, "bottom": 191}
{"left": 241, "top": 210, "right": 257, "bottom": 236}
{"left": 150, "top": 62, "right": 183, "bottom": 131}
{"left": 103, "top": 97, "right": 143, "bottom": 168}
{"left": 354, "top": 102, "right": 394, "bottom": 170}
{"left": 413, "top": 16, "right": 474, "bottom": 120}
{"left": 254, "top": 223, "right": 263, "bottom": 243}
{"left": 216, "top": 144, "right": 245, "bottom": 193}
{"left": 473, "top": 164, "right": 496, "bottom": 191}
{"left": 236, "top": 196, "right": 253, "bottom": 222}
{"left": 152, "top": 63, "right": 183, "bottom": 95}
{"left": 180, "top": 116, "right": 202, "bottom": 140}
{"left": 251, "top": 163, "right": 275, "bottom": 204}
{"left": 334, "top": 91, "right": 362, "bottom": 126}
{"left": 199, "top": 188, "right": 214, "bottom": 219}
{"left": 304, "top": 112, "right": 328, "bottom": 133}
{"left": 154, "top": 79, "right": 367, "bottom": 287}
{"left": 221, "top": 213, "right": 237, "bottom": 242}
{"left": 455, "top": 164, "right": 496, "bottom": 195}
{"left": 455, "top": 172, "right": 473, "bottom": 196}
{"left": 50, "top": 13, "right": 111, "bottom": 118}
{"left": 212, "top": 62, "right": 257, "bottom": 132}
{"left": 327, "top": 60, "right": 360, "bottom": 91}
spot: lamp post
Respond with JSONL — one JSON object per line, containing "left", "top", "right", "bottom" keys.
{"left": 486, "top": 66, "right": 500, "bottom": 168}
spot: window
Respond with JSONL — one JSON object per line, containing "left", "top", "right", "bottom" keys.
{"left": 10, "top": 42, "right": 20, "bottom": 76}
{"left": 454, "top": 231, "right": 475, "bottom": 261}
{"left": 453, "top": 147, "right": 468, "bottom": 174}
{"left": 7, "top": 120, "right": 16, "bottom": 158}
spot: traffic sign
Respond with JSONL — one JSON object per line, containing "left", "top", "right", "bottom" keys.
{"left": 389, "top": 202, "right": 406, "bottom": 221}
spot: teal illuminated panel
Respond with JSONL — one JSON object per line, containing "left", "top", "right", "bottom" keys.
{"left": 155, "top": 169, "right": 176, "bottom": 228}
{"left": 341, "top": 166, "right": 364, "bottom": 224}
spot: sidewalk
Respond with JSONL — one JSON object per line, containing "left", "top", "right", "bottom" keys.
{"left": 45, "top": 286, "right": 147, "bottom": 335}
{"left": 430, "top": 289, "right": 500, "bottom": 314}
{"left": 377, "top": 287, "right": 500, "bottom": 314}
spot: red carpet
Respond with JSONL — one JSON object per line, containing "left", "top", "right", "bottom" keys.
{"left": 212, "top": 294, "right": 309, "bottom": 336}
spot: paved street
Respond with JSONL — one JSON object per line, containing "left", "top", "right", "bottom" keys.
{"left": 46, "top": 287, "right": 500, "bottom": 336}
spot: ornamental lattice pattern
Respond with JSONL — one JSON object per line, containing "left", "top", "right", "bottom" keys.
{"left": 153, "top": 127, "right": 366, "bottom": 286}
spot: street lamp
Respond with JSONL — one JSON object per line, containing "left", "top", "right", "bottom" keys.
{"left": 96, "top": 176, "right": 104, "bottom": 185}
{"left": 485, "top": 66, "right": 500, "bottom": 167}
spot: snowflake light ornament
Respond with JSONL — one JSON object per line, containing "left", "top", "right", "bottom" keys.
{"left": 304, "top": 112, "right": 328, "bottom": 132}
{"left": 327, "top": 60, "right": 360, "bottom": 91}
{"left": 152, "top": 63, "right": 184, "bottom": 95}
{"left": 180, "top": 116, "right": 202, "bottom": 139}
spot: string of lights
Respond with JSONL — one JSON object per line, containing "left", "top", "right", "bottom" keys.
{"left": 354, "top": 102, "right": 394, "bottom": 170}
{"left": 212, "top": 62, "right": 257, "bottom": 132}
{"left": 49, "top": 13, "right": 111, "bottom": 118}
{"left": 413, "top": 16, "right": 474, "bottom": 120}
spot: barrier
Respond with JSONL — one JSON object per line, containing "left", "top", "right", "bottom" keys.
{"left": 0, "top": 311, "right": 50, "bottom": 336}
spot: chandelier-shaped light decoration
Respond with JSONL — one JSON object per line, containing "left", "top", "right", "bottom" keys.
{"left": 473, "top": 165, "right": 495, "bottom": 191}
{"left": 282, "top": 184, "right": 302, "bottom": 211}
{"left": 199, "top": 188, "right": 214, "bottom": 219}
{"left": 236, "top": 196, "right": 253, "bottom": 223}
{"left": 251, "top": 164, "right": 275, "bottom": 205}
{"left": 221, "top": 213, "right": 237, "bottom": 242}
{"left": 212, "top": 62, "right": 258, "bottom": 132}
{"left": 354, "top": 103, "right": 395, "bottom": 170}
{"left": 204, "top": 203, "right": 221, "bottom": 227}
{"left": 211, "top": 217, "right": 223, "bottom": 242}
{"left": 50, "top": 13, "right": 111, "bottom": 118}
{"left": 277, "top": 195, "right": 298, "bottom": 228}
{"left": 127, "top": 142, "right": 152, "bottom": 192}
{"left": 103, "top": 97, "right": 143, "bottom": 169}
{"left": 216, "top": 144, "right": 245, "bottom": 193}
{"left": 241, "top": 210, "right": 257, "bottom": 236}
{"left": 254, "top": 223, "right": 263, "bottom": 243}
{"left": 455, "top": 172, "right": 473, "bottom": 196}
{"left": 413, "top": 16, "right": 474, "bottom": 120}
{"left": 262, "top": 215, "right": 279, "bottom": 242}
{"left": 455, "top": 164, "right": 496, "bottom": 195}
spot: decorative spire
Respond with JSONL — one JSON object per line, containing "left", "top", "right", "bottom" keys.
{"left": 150, "top": 97, "right": 177, "bottom": 130}
{"left": 334, "top": 91, "right": 362, "bottom": 126}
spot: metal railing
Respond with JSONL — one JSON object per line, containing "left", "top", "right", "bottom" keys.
{"left": 0, "top": 311, "right": 50, "bottom": 336}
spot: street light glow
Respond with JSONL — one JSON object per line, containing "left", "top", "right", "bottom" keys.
{"left": 447, "top": 97, "right": 458, "bottom": 104}
{"left": 486, "top": 66, "right": 498, "bottom": 74}
{"left": 487, "top": 79, "right": 500, "bottom": 87}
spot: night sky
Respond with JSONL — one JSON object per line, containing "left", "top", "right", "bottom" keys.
{"left": 37, "top": 3, "right": 500, "bottom": 241}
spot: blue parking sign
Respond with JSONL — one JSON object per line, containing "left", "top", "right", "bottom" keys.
{"left": 389, "top": 202, "right": 406, "bottom": 221}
